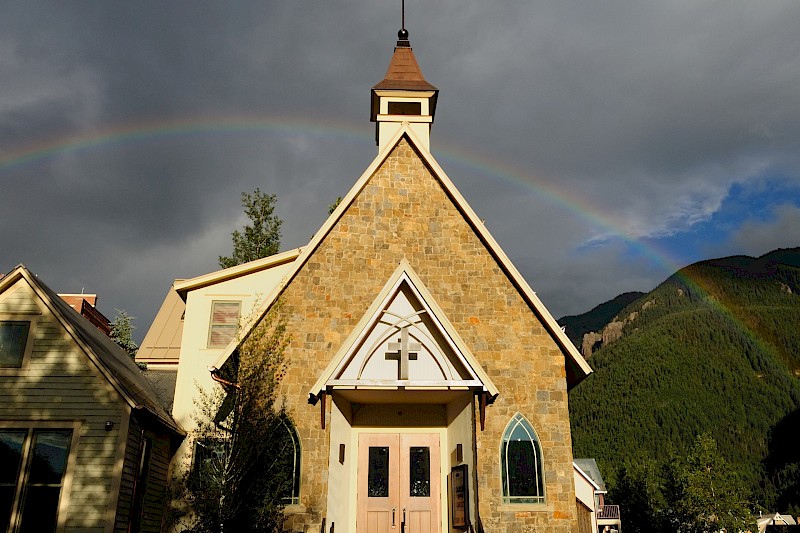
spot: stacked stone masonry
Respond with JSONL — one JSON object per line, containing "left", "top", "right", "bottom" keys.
{"left": 267, "top": 138, "right": 577, "bottom": 532}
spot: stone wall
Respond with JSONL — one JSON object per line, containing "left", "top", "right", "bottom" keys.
{"left": 270, "top": 137, "right": 577, "bottom": 532}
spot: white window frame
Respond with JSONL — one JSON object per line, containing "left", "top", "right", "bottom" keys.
{"left": 500, "top": 412, "right": 546, "bottom": 506}
{"left": 281, "top": 418, "right": 301, "bottom": 506}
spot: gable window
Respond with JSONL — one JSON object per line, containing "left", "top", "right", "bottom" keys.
{"left": 207, "top": 301, "right": 241, "bottom": 348}
{"left": 501, "top": 413, "right": 545, "bottom": 504}
{"left": 0, "top": 428, "right": 73, "bottom": 533}
{"left": 0, "top": 321, "right": 30, "bottom": 368}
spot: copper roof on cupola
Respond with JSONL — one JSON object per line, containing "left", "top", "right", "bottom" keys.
{"left": 372, "top": 31, "right": 438, "bottom": 92}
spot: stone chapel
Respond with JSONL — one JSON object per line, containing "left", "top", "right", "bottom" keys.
{"left": 163, "top": 25, "right": 592, "bottom": 533}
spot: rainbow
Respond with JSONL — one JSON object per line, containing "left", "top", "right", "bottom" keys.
{"left": 0, "top": 115, "right": 782, "bottom": 358}
{"left": 0, "top": 114, "right": 673, "bottom": 263}
{"left": 0, "top": 115, "right": 370, "bottom": 174}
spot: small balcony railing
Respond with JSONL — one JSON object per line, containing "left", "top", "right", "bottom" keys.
{"left": 597, "top": 505, "right": 621, "bottom": 520}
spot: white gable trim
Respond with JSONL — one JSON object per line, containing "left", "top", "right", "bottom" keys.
{"left": 308, "top": 259, "right": 499, "bottom": 402}
{"left": 174, "top": 247, "right": 302, "bottom": 298}
{"left": 211, "top": 124, "right": 591, "bottom": 383}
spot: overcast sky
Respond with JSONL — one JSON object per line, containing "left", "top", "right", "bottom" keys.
{"left": 2, "top": 1, "right": 800, "bottom": 340}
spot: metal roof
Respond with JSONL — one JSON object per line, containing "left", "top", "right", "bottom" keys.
{"left": 574, "top": 458, "right": 607, "bottom": 492}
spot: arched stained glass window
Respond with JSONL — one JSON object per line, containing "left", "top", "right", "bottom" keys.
{"left": 501, "top": 413, "right": 545, "bottom": 504}
{"left": 279, "top": 418, "right": 301, "bottom": 505}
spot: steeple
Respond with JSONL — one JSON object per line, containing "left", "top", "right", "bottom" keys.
{"left": 370, "top": 26, "right": 438, "bottom": 153}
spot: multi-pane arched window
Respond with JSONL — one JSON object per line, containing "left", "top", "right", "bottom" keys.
{"left": 278, "top": 418, "right": 301, "bottom": 505}
{"left": 500, "top": 413, "right": 545, "bottom": 504}
{"left": 191, "top": 417, "right": 301, "bottom": 504}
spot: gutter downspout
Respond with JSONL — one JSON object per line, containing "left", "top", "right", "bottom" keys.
{"left": 208, "top": 366, "right": 241, "bottom": 389}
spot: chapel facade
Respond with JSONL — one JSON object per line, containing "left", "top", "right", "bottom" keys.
{"left": 167, "top": 27, "right": 592, "bottom": 533}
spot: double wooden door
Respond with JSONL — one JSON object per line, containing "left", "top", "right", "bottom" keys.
{"left": 357, "top": 433, "right": 440, "bottom": 533}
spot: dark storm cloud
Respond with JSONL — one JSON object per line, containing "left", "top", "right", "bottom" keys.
{"left": 2, "top": 1, "right": 799, "bottom": 333}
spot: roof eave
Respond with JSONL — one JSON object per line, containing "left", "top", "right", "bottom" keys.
{"left": 175, "top": 247, "right": 303, "bottom": 298}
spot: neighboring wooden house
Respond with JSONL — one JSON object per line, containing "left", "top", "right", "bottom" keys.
{"left": 136, "top": 249, "right": 304, "bottom": 513}
{"left": 0, "top": 265, "right": 184, "bottom": 533}
{"left": 166, "top": 29, "right": 593, "bottom": 533}
{"left": 164, "top": 249, "right": 302, "bottom": 439}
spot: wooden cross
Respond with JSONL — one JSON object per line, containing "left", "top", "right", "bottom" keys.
{"left": 385, "top": 327, "right": 421, "bottom": 379}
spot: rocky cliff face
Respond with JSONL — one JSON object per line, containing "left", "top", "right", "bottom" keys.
{"left": 558, "top": 291, "right": 645, "bottom": 349}
{"left": 579, "top": 307, "right": 647, "bottom": 358}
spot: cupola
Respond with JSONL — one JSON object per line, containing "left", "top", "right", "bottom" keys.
{"left": 370, "top": 28, "right": 438, "bottom": 153}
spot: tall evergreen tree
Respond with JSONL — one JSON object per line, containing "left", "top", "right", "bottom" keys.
{"left": 219, "top": 189, "right": 282, "bottom": 268}
{"left": 110, "top": 309, "right": 138, "bottom": 360}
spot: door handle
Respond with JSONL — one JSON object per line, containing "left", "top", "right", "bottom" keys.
{"left": 392, "top": 507, "right": 396, "bottom": 528}
{"left": 403, "top": 508, "right": 407, "bottom": 532}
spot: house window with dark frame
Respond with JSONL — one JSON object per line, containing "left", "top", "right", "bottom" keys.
{"left": 189, "top": 438, "right": 227, "bottom": 491}
{"left": 0, "top": 428, "right": 73, "bottom": 533}
{"left": 207, "top": 301, "right": 241, "bottom": 348}
{"left": 500, "top": 413, "right": 545, "bottom": 504}
{"left": 0, "top": 321, "right": 30, "bottom": 368}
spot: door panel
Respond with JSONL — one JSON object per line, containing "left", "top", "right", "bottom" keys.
{"left": 357, "top": 433, "right": 440, "bottom": 533}
{"left": 399, "top": 435, "right": 439, "bottom": 533}
{"left": 405, "top": 511, "right": 431, "bottom": 533}
{"left": 366, "top": 511, "right": 392, "bottom": 532}
{"left": 358, "top": 434, "right": 399, "bottom": 533}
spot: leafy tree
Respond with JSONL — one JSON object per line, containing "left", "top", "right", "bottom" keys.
{"left": 665, "top": 433, "right": 756, "bottom": 533}
{"left": 171, "top": 302, "right": 294, "bottom": 533}
{"left": 219, "top": 189, "right": 282, "bottom": 269}
{"left": 609, "top": 459, "right": 668, "bottom": 533}
{"left": 110, "top": 310, "right": 140, "bottom": 362}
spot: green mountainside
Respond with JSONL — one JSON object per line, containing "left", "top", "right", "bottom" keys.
{"left": 566, "top": 248, "right": 800, "bottom": 521}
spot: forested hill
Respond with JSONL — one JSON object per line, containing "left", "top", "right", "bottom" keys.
{"left": 566, "top": 247, "right": 800, "bottom": 518}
